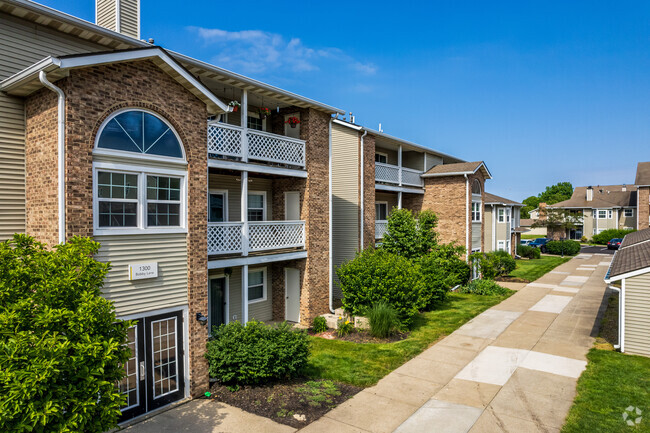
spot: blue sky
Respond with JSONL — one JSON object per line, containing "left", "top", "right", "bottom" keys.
{"left": 43, "top": 0, "right": 650, "bottom": 201}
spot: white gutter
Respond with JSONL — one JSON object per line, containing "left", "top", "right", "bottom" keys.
{"left": 492, "top": 204, "right": 496, "bottom": 251}
{"left": 328, "top": 115, "right": 336, "bottom": 313}
{"left": 39, "top": 71, "right": 65, "bottom": 244}
{"left": 607, "top": 284, "right": 622, "bottom": 350}
{"left": 359, "top": 130, "right": 368, "bottom": 249}
{"left": 465, "top": 174, "right": 469, "bottom": 260}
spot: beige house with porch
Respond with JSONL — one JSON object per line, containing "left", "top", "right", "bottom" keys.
{"left": 483, "top": 192, "right": 525, "bottom": 256}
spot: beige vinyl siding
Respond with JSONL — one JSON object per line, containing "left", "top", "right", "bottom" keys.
{"left": 619, "top": 209, "right": 636, "bottom": 230}
{"left": 624, "top": 273, "right": 650, "bottom": 357}
{"left": 95, "top": 233, "right": 188, "bottom": 316}
{"left": 375, "top": 192, "right": 398, "bottom": 215}
{"left": 402, "top": 150, "right": 423, "bottom": 171}
{"left": 375, "top": 145, "right": 398, "bottom": 165}
{"left": 96, "top": 0, "right": 117, "bottom": 32}
{"left": 472, "top": 222, "right": 482, "bottom": 251}
{"left": 484, "top": 207, "right": 493, "bottom": 252}
{"left": 0, "top": 13, "right": 109, "bottom": 241}
{"left": 331, "top": 124, "right": 359, "bottom": 299}
{"left": 209, "top": 266, "right": 272, "bottom": 323}
{"left": 425, "top": 153, "right": 442, "bottom": 171}
{"left": 583, "top": 209, "right": 594, "bottom": 238}
{"left": 119, "top": 0, "right": 139, "bottom": 39}
{"left": 208, "top": 174, "right": 273, "bottom": 221}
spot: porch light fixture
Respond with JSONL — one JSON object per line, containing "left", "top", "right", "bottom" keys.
{"left": 224, "top": 267, "right": 233, "bottom": 277}
{"left": 196, "top": 312, "right": 208, "bottom": 326}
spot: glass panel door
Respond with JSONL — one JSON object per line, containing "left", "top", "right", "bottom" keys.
{"left": 118, "top": 321, "right": 145, "bottom": 422}
{"left": 209, "top": 277, "right": 226, "bottom": 330}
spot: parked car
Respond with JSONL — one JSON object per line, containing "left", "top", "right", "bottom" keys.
{"left": 607, "top": 238, "right": 622, "bottom": 250}
{"left": 529, "top": 238, "right": 550, "bottom": 253}
{"left": 520, "top": 239, "right": 532, "bottom": 246}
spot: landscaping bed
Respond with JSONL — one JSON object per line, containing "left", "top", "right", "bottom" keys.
{"left": 207, "top": 379, "right": 361, "bottom": 428}
{"left": 310, "top": 329, "right": 409, "bottom": 344}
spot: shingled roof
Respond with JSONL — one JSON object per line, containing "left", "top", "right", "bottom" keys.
{"left": 484, "top": 192, "right": 523, "bottom": 206}
{"left": 606, "top": 227, "right": 650, "bottom": 280}
{"left": 422, "top": 161, "right": 492, "bottom": 179}
{"left": 635, "top": 162, "right": 650, "bottom": 186}
{"left": 551, "top": 185, "right": 637, "bottom": 209}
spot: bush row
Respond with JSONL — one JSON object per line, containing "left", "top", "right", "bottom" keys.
{"left": 517, "top": 244, "right": 541, "bottom": 259}
{"left": 591, "top": 229, "right": 635, "bottom": 245}
{"left": 546, "top": 240, "right": 581, "bottom": 256}
{"left": 459, "top": 279, "right": 510, "bottom": 296}
{"left": 469, "top": 250, "right": 516, "bottom": 279}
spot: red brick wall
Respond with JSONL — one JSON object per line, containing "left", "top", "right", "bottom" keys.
{"left": 25, "top": 59, "right": 210, "bottom": 397}
{"left": 362, "top": 134, "right": 375, "bottom": 247}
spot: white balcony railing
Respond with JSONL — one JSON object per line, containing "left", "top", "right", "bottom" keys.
{"left": 207, "top": 123, "right": 306, "bottom": 167}
{"left": 375, "top": 220, "right": 388, "bottom": 239}
{"left": 375, "top": 162, "right": 423, "bottom": 187}
{"left": 208, "top": 221, "right": 305, "bottom": 255}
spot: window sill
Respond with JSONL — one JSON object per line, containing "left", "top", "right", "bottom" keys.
{"left": 247, "top": 298, "right": 267, "bottom": 305}
{"left": 94, "top": 227, "right": 188, "bottom": 236}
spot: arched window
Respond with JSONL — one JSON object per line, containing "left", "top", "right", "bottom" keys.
{"left": 96, "top": 109, "right": 183, "bottom": 159}
{"left": 472, "top": 179, "right": 482, "bottom": 195}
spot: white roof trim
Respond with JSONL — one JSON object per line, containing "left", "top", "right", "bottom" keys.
{"left": 422, "top": 162, "right": 492, "bottom": 179}
{"left": 604, "top": 265, "right": 650, "bottom": 283}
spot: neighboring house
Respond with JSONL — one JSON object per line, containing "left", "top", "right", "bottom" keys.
{"left": 483, "top": 193, "right": 525, "bottom": 256}
{"left": 604, "top": 228, "right": 650, "bottom": 357}
{"left": 0, "top": 0, "right": 345, "bottom": 421}
{"left": 528, "top": 208, "right": 541, "bottom": 220}
{"left": 330, "top": 119, "right": 490, "bottom": 297}
{"left": 548, "top": 185, "right": 637, "bottom": 240}
{"left": 519, "top": 218, "right": 547, "bottom": 236}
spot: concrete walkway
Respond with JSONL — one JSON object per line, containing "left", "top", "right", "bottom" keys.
{"left": 300, "top": 253, "right": 611, "bottom": 433}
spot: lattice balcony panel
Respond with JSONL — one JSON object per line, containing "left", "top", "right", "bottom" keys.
{"left": 249, "top": 222, "right": 305, "bottom": 251}
{"left": 207, "top": 124, "right": 243, "bottom": 158}
{"left": 247, "top": 131, "right": 306, "bottom": 167}
{"left": 208, "top": 223, "right": 243, "bottom": 254}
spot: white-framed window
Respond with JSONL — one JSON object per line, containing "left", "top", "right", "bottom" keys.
{"left": 248, "top": 191, "right": 267, "bottom": 221}
{"left": 376, "top": 201, "right": 388, "bottom": 221}
{"left": 597, "top": 209, "right": 607, "bottom": 219}
{"left": 472, "top": 202, "right": 482, "bottom": 222}
{"left": 248, "top": 267, "right": 267, "bottom": 303}
{"left": 471, "top": 179, "right": 482, "bottom": 195}
{"left": 375, "top": 152, "right": 388, "bottom": 164}
{"left": 209, "top": 190, "right": 228, "bottom": 222}
{"left": 247, "top": 111, "right": 266, "bottom": 131}
{"left": 497, "top": 240, "right": 506, "bottom": 251}
{"left": 625, "top": 208, "right": 634, "bottom": 217}
{"left": 471, "top": 248, "right": 481, "bottom": 280}
{"left": 93, "top": 163, "right": 187, "bottom": 235}
{"left": 506, "top": 208, "right": 511, "bottom": 223}
{"left": 498, "top": 208, "right": 505, "bottom": 223}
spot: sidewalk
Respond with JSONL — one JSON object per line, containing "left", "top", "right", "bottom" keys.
{"left": 300, "top": 253, "right": 611, "bottom": 433}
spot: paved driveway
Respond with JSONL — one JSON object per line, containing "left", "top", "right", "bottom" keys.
{"left": 580, "top": 245, "right": 615, "bottom": 255}
{"left": 301, "top": 253, "right": 611, "bottom": 433}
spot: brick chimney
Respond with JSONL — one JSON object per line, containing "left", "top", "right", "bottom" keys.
{"left": 96, "top": 0, "right": 140, "bottom": 39}
{"left": 539, "top": 202, "right": 547, "bottom": 221}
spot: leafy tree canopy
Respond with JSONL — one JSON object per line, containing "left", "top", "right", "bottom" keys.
{"left": 520, "top": 182, "right": 573, "bottom": 218}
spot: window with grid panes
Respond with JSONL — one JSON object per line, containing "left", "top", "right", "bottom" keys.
{"left": 97, "top": 171, "right": 139, "bottom": 227}
{"left": 147, "top": 175, "right": 181, "bottom": 226}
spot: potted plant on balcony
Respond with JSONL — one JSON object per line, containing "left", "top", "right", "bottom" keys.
{"left": 259, "top": 107, "right": 271, "bottom": 119}
{"left": 285, "top": 116, "right": 301, "bottom": 128}
{"left": 228, "top": 101, "right": 240, "bottom": 112}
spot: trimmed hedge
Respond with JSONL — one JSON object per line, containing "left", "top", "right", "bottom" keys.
{"left": 206, "top": 320, "right": 309, "bottom": 385}
{"left": 460, "top": 279, "right": 511, "bottom": 296}
{"left": 517, "top": 244, "right": 541, "bottom": 259}
{"left": 469, "top": 250, "right": 516, "bottom": 279}
{"left": 546, "top": 240, "right": 581, "bottom": 256}
{"left": 591, "top": 229, "right": 635, "bottom": 245}
{"left": 418, "top": 244, "right": 470, "bottom": 309}
{"left": 337, "top": 248, "right": 425, "bottom": 329}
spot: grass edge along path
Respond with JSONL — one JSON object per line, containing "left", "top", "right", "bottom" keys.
{"left": 561, "top": 349, "right": 650, "bottom": 432}
{"left": 305, "top": 292, "right": 512, "bottom": 387}
{"left": 510, "top": 255, "right": 571, "bottom": 282}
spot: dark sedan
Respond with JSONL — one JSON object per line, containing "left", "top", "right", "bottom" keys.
{"left": 529, "top": 238, "right": 550, "bottom": 253}
{"left": 607, "top": 238, "right": 622, "bottom": 250}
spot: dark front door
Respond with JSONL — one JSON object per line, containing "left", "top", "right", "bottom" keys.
{"left": 119, "top": 311, "right": 185, "bottom": 422}
{"left": 209, "top": 277, "right": 227, "bottom": 331}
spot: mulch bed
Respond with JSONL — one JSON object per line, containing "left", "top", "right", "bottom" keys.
{"left": 207, "top": 378, "right": 361, "bottom": 428}
{"left": 495, "top": 276, "right": 530, "bottom": 283}
{"left": 308, "top": 329, "right": 409, "bottom": 344}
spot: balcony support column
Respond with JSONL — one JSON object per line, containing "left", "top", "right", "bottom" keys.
{"left": 398, "top": 191, "right": 403, "bottom": 210}
{"left": 242, "top": 264, "right": 249, "bottom": 324}
{"left": 241, "top": 171, "right": 249, "bottom": 257}
{"left": 398, "top": 144, "right": 403, "bottom": 186}
{"left": 241, "top": 89, "right": 248, "bottom": 162}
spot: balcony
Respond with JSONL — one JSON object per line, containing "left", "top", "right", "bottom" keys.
{"left": 375, "top": 162, "right": 423, "bottom": 187}
{"left": 375, "top": 220, "right": 388, "bottom": 239}
{"left": 207, "top": 123, "right": 306, "bottom": 168}
{"left": 208, "top": 221, "right": 305, "bottom": 256}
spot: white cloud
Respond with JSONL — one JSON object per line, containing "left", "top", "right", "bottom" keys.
{"left": 189, "top": 26, "right": 376, "bottom": 76}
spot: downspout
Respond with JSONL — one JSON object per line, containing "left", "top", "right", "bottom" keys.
{"left": 328, "top": 114, "right": 337, "bottom": 314}
{"left": 465, "top": 174, "right": 469, "bottom": 260}
{"left": 39, "top": 71, "right": 65, "bottom": 244}
{"left": 607, "top": 284, "right": 622, "bottom": 349}
{"left": 359, "top": 130, "right": 368, "bottom": 250}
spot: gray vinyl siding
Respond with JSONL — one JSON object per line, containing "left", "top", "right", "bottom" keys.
{"left": 376, "top": 145, "right": 398, "bottom": 165}
{"left": 208, "top": 174, "right": 273, "bottom": 221}
{"left": 95, "top": 233, "right": 188, "bottom": 316}
{"left": 472, "top": 222, "right": 482, "bottom": 251}
{"left": 425, "top": 153, "right": 442, "bottom": 171}
{"left": 402, "top": 150, "right": 423, "bottom": 171}
{"left": 209, "top": 266, "right": 272, "bottom": 323}
{"left": 484, "top": 207, "right": 493, "bottom": 252}
{"left": 119, "top": 0, "right": 139, "bottom": 39}
{"left": 624, "top": 273, "right": 650, "bottom": 357}
{"left": 375, "top": 192, "right": 398, "bottom": 215}
{"left": 0, "top": 13, "right": 109, "bottom": 241}
{"left": 331, "top": 124, "right": 359, "bottom": 299}
{"left": 96, "top": 0, "right": 117, "bottom": 32}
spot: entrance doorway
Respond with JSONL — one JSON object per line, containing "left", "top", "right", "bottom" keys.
{"left": 118, "top": 310, "right": 185, "bottom": 422}
{"left": 285, "top": 268, "right": 301, "bottom": 323}
{"left": 209, "top": 276, "right": 228, "bottom": 330}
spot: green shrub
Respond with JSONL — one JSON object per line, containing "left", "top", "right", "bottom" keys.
{"left": 336, "top": 317, "right": 354, "bottom": 337}
{"left": 460, "top": 279, "right": 511, "bottom": 296}
{"left": 469, "top": 251, "right": 516, "bottom": 279}
{"left": 546, "top": 240, "right": 581, "bottom": 256}
{"left": 382, "top": 209, "right": 439, "bottom": 259}
{"left": 337, "top": 248, "right": 425, "bottom": 329}
{"left": 366, "top": 302, "right": 398, "bottom": 338}
{"left": 0, "top": 235, "right": 130, "bottom": 433}
{"left": 206, "top": 320, "right": 309, "bottom": 385}
{"left": 591, "top": 229, "right": 635, "bottom": 245}
{"left": 517, "top": 244, "right": 541, "bottom": 259}
{"left": 312, "top": 316, "right": 328, "bottom": 333}
{"left": 418, "top": 244, "right": 470, "bottom": 308}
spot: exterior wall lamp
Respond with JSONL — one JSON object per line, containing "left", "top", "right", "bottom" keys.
{"left": 196, "top": 312, "right": 208, "bottom": 326}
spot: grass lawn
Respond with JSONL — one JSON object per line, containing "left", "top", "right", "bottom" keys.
{"left": 562, "top": 349, "right": 650, "bottom": 432}
{"left": 304, "top": 292, "right": 512, "bottom": 387}
{"left": 509, "top": 255, "right": 571, "bottom": 282}
{"left": 522, "top": 234, "right": 544, "bottom": 240}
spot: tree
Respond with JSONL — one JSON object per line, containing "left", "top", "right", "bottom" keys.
{"left": 382, "top": 208, "right": 438, "bottom": 259}
{"left": 532, "top": 207, "right": 583, "bottom": 239}
{"left": 0, "top": 235, "right": 130, "bottom": 433}
{"left": 520, "top": 182, "right": 573, "bottom": 218}
{"left": 520, "top": 196, "right": 541, "bottom": 219}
